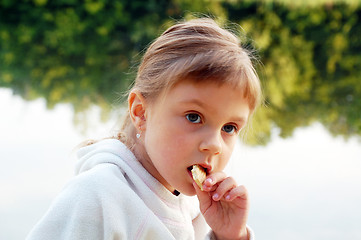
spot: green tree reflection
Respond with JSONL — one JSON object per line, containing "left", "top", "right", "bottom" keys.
{"left": 1, "top": 0, "right": 360, "bottom": 145}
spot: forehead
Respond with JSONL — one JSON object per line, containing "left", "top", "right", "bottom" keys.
{"left": 156, "top": 80, "right": 250, "bottom": 119}
{"left": 163, "top": 74, "right": 257, "bottom": 108}
{"left": 168, "top": 79, "right": 246, "bottom": 100}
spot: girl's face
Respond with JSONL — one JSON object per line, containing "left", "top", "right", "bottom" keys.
{"left": 137, "top": 80, "right": 250, "bottom": 196}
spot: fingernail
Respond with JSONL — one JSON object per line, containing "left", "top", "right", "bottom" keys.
{"left": 212, "top": 193, "right": 219, "bottom": 200}
{"left": 202, "top": 185, "right": 210, "bottom": 191}
{"left": 225, "top": 194, "right": 231, "bottom": 200}
{"left": 205, "top": 178, "right": 213, "bottom": 185}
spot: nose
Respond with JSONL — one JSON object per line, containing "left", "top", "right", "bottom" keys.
{"left": 199, "top": 130, "right": 222, "bottom": 156}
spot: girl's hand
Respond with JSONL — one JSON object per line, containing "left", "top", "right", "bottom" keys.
{"left": 193, "top": 172, "right": 249, "bottom": 240}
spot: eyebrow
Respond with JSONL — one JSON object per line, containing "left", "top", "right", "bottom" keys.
{"left": 230, "top": 116, "right": 248, "bottom": 123}
{"left": 178, "top": 99, "right": 208, "bottom": 109}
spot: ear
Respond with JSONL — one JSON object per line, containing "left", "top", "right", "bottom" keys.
{"left": 128, "top": 89, "right": 147, "bottom": 130}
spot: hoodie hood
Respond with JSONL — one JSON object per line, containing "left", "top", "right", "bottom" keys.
{"left": 75, "top": 138, "right": 136, "bottom": 175}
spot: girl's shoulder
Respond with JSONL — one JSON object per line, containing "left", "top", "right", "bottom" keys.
{"left": 27, "top": 162, "right": 173, "bottom": 240}
{"left": 64, "top": 160, "right": 133, "bottom": 203}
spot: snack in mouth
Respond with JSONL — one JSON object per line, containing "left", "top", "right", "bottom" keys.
{"left": 191, "top": 165, "right": 206, "bottom": 191}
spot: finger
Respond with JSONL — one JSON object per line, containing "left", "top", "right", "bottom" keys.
{"left": 211, "top": 177, "right": 237, "bottom": 201}
{"left": 224, "top": 185, "right": 248, "bottom": 202}
{"left": 202, "top": 171, "right": 228, "bottom": 191}
{"left": 193, "top": 182, "right": 212, "bottom": 211}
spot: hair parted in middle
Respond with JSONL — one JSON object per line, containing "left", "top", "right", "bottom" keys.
{"left": 118, "top": 17, "right": 262, "bottom": 149}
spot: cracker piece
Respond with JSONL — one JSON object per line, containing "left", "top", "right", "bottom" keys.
{"left": 191, "top": 165, "right": 206, "bottom": 191}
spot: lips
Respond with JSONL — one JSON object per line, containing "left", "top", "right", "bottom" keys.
{"left": 198, "top": 164, "right": 212, "bottom": 174}
{"left": 187, "top": 165, "right": 204, "bottom": 174}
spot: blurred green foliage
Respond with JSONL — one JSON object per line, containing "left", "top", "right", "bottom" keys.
{"left": 1, "top": 0, "right": 360, "bottom": 145}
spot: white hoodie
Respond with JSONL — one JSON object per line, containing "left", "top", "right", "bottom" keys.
{"left": 26, "top": 139, "right": 254, "bottom": 240}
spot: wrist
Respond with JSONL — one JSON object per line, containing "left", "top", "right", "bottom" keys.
{"left": 213, "top": 227, "right": 249, "bottom": 240}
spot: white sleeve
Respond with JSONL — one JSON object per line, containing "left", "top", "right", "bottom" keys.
{"left": 193, "top": 213, "right": 211, "bottom": 239}
{"left": 26, "top": 177, "right": 110, "bottom": 240}
{"left": 247, "top": 225, "right": 255, "bottom": 240}
{"left": 205, "top": 225, "right": 255, "bottom": 240}
{"left": 26, "top": 164, "right": 172, "bottom": 240}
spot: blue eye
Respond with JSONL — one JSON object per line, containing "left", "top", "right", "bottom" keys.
{"left": 222, "top": 125, "right": 237, "bottom": 134}
{"left": 186, "top": 113, "right": 201, "bottom": 123}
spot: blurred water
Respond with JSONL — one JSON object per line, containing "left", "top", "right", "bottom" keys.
{"left": 1, "top": 88, "right": 360, "bottom": 240}
{"left": 231, "top": 126, "right": 361, "bottom": 239}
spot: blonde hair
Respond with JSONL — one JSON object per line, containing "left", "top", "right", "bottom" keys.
{"left": 116, "top": 18, "right": 262, "bottom": 149}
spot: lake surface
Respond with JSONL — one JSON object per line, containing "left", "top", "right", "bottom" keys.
{"left": 1, "top": 88, "right": 360, "bottom": 239}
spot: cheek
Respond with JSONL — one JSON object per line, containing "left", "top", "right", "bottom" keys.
{"left": 145, "top": 120, "right": 186, "bottom": 158}
{"left": 217, "top": 140, "right": 236, "bottom": 170}
{"left": 217, "top": 154, "right": 231, "bottom": 171}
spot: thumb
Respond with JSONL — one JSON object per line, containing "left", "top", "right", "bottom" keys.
{"left": 193, "top": 182, "right": 212, "bottom": 213}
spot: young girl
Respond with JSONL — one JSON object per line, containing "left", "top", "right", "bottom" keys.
{"left": 27, "top": 18, "right": 261, "bottom": 240}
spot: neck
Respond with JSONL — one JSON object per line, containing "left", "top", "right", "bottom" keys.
{"left": 132, "top": 142, "right": 175, "bottom": 193}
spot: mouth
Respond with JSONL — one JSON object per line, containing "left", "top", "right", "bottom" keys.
{"left": 187, "top": 164, "right": 209, "bottom": 176}
{"left": 188, "top": 164, "right": 208, "bottom": 191}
